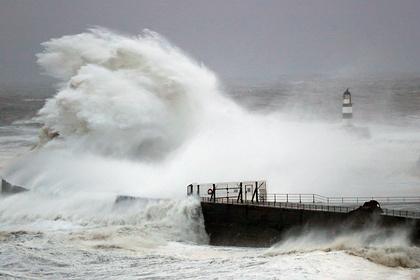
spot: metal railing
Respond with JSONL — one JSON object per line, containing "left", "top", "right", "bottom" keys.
{"left": 201, "top": 196, "right": 354, "bottom": 213}
{"left": 248, "top": 193, "right": 420, "bottom": 205}
{"left": 381, "top": 208, "right": 420, "bottom": 219}
{"left": 188, "top": 183, "right": 420, "bottom": 219}
{"left": 187, "top": 183, "right": 420, "bottom": 206}
{"left": 200, "top": 196, "right": 420, "bottom": 219}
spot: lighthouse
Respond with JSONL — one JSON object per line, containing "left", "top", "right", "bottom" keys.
{"left": 342, "top": 88, "right": 352, "bottom": 121}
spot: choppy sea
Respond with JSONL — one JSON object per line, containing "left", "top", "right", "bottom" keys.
{"left": 1, "top": 77, "right": 420, "bottom": 279}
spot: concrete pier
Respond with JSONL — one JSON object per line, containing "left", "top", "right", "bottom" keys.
{"left": 189, "top": 181, "right": 420, "bottom": 247}
{"left": 201, "top": 200, "right": 420, "bottom": 247}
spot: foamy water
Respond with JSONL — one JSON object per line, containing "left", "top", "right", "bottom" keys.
{"left": 1, "top": 28, "right": 420, "bottom": 279}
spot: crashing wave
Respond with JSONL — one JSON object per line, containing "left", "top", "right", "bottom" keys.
{"left": 265, "top": 227, "right": 420, "bottom": 268}
{"left": 35, "top": 28, "right": 225, "bottom": 159}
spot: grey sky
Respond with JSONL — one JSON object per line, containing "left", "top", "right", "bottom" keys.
{"left": 1, "top": 0, "right": 420, "bottom": 83}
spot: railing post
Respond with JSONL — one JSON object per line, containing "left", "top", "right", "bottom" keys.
{"left": 251, "top": 182, "right": 259, "bottom": 203}
{"left": 213, "top": 184, "right": 216, "bottom": 203}
{"left": 255, "top": 181, "right": 259, "bottom": 203}
{"left": 312, "top": 194, "right": 315, "bottom": 204}
{"left": 226, "top": 186, "right": 229, "bottom": 202}
{"left": 286, "top": 194, "right": 289, "bottom": 203}
{"left": 299, "top": 194, "right": 301, "bottom": 204}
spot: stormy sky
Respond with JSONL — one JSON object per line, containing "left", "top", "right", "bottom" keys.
{"left": 1, "top": 0, "right": 420, "bottom": 83}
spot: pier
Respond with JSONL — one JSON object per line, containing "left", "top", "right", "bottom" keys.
{"left": 188, "top": 181, "right": 420, "bottom": 246}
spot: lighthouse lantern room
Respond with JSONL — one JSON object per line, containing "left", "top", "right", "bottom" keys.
{"left": 342, "top": 88, "right": 353, "bottom": 119}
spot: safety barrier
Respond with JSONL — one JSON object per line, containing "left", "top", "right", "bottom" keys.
{"left": 200, "top": 196, "right": 420, "bottom": 219}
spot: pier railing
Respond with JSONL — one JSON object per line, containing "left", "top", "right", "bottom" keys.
{"left": 263, "top": 193, "right": 420, "bottom": 205}
{"left": 187, "top": 182, "right": 420, "bottom": 219}
{"left": 187, "top": 183, "right": 420, "bottom": 206}
{"left": 200, "top": 197, "right": 420, "bottom": 219}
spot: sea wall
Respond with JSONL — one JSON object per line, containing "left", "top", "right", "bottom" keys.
{"left": 201, "top": 202, "right": 420, "bottom": 247}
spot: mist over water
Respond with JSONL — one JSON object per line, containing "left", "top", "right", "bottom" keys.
{"left": 3, "top": 28, "right": 420, "bottom": 199}
{"left": 1, "top": 28, "right": 420, "bottom": 278}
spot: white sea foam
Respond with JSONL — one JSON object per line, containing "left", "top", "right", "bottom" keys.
{"left": 0, "top": 193, "right": 207, "bottom": 245}
{"left": 35, "top": 28, "right": 235, "bottom": 159}
{"left": 266, "top": 227, "right": 420, "bottom": 268}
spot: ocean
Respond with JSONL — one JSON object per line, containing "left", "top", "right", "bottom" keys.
{"left": 0, "top": 28, "right": 420, "bottom": 279}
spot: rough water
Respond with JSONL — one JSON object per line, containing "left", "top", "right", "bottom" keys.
{"left": 1, "top": 28, "right": 420, "bottom": 279}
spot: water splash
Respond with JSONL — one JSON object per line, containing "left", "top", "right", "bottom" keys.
{"left": 265, "top": 227, "right": 420, "bottom": 268}
{"left": 36, "top": 28, "right": 231, "bottom": 159}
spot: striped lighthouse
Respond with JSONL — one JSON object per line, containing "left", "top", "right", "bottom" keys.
{"left": 342, "top": 88, "right": 352, "bottom": 120}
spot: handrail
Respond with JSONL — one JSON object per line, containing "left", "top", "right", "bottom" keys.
{"left": 194, "top": 188, "right": 420, "bottom": 205}
{"left": 200, "top": 197, "right": 420, "bottom": 219}
{"left": 264, "top": 193, "right": 420, "bottom": 205}
{"left": 201, "top": 197, "right": 354, "bottom": 213}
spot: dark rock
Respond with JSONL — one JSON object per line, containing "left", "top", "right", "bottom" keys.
{"left": 1, "top": 179, "right": 28, "bottom": 194}
{"left": 114, "top": 195, "right": 140, "bottom": 204}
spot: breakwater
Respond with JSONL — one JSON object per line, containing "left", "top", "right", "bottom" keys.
{"left": 188, "top": 181, "right": 420, "bottom": 247}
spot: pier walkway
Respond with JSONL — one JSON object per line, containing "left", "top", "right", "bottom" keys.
{"left": 188, "top": 181, "right": 420, "bottom": 219}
